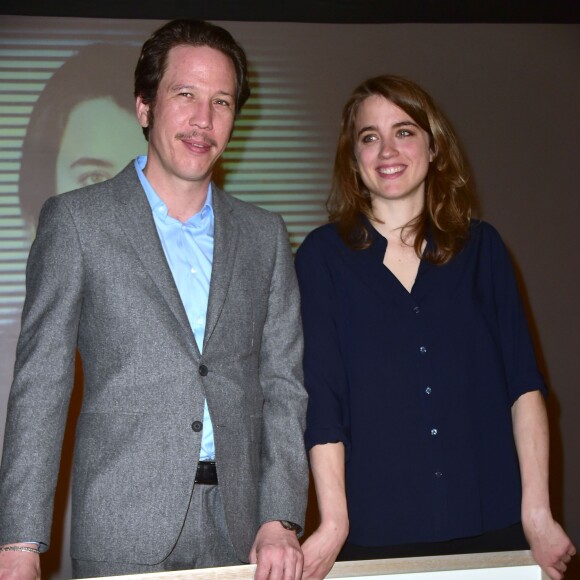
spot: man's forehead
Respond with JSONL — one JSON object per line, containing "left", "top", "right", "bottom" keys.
{"left": 166, "top": 44, "right": 233, "bottom": 69}
{"left": 159, "top": 44, "right": 235, "bottom": 90}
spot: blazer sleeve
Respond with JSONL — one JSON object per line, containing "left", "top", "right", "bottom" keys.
{"left": 295, "top": 230, "right": 351, "bottom": 457}
{"left": 256, "top": 215, "right": 309, "bottom": 529}
{"left": 0, "top": 195, "right": 83, "bottom": 548}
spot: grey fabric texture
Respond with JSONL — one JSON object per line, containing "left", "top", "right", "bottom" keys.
{"left": 72, "top": 484, "right": 240, "bottom": 577}
{"left": 0, "top": 163, "right": 308, "bottom": 566}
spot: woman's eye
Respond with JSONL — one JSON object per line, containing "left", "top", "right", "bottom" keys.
{"left": 78, "top": 171, "right": 111, "bottom": 187}
{"left": 361, "top": 134, "right": 377, "bottom": 143}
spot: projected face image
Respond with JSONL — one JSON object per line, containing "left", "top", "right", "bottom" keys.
{"left": 56, "top": 97, "right": 145, "bottom": 194}
{"left": 18, "top": 44, "right": 144, "bottom": 233}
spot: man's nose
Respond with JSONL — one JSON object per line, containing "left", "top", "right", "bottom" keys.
{"left": 189, "top": 101, "right": 213, "bottom": 130}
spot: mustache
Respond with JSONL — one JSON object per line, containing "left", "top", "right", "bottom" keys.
{"left": 175, "top": 131, "right": 217, "bottom": 148}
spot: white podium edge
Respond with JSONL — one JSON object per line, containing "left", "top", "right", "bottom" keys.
{"left": 77, "top": 550, "right": 545, "bottom": 580}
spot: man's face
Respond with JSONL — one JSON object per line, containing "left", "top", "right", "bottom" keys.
{"left": 56, "top": 97, "right": 145, "bottom": 194}
{"left": 136, "top": 44, "right": 237, "bottom": 194}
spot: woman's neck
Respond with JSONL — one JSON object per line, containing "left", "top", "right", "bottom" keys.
{"left": 370, "top": 197, "right": 424, "bottom": 245}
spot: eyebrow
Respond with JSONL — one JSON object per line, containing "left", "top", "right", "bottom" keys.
{"left": 357, "top": 120, "right": 419, "bottom": 138}
{"left": 171, "top": 84, "right": 194, "bottom": 93}
{"left": 69, "top": 157, "right": 114, "bottom": 170}
{"left": 171, "top": 84, "right": 235, "bottom": 98}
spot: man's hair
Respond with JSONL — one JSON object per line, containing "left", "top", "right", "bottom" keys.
{"left": 328, "top": 74, "right": 476, "bottom": 264}
{"left": 19, "top": 43, "right": 140, "bottom": 227}
{"left": 134, "top": 19, "right": 251, "bottom": 140}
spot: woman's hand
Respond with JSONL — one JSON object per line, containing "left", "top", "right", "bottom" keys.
{"left": 303, "top": 443, "right": 349, "bottom": 580}
{"left": 302, "top": 521, "right": 348, "bottom": 580}
{"left": 512, "top": 391, "right": 576, "bottom": 579}
{"left": 523, "top": 508, "right": 576, "bottom": 580}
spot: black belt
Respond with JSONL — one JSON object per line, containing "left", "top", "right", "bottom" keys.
{"left": 195, "top": 460, "right": 218, "bottom": 485}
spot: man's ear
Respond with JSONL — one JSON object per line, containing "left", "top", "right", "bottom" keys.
{"left": 135, "top": 96, "right": 150, "bottom": 128}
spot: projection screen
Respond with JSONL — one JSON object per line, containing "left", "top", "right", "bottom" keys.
{"left": 0, "top": 15, "right": 578, "bottom": 580}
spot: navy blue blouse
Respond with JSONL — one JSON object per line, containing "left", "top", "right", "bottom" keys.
{"left": 295, "top": 219, "right": 547, "bottom": 547}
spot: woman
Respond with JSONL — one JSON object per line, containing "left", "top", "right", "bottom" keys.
{"left": 18, "top": 43, "right": 145, "bottom": 235}
{"left": 295, "top": 75, "right": 575, "bottom": 580}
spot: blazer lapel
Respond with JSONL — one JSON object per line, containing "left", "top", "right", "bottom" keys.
{"left": 111, "top": 165, "right": 198, "bottom": 353}
{"left": 203, "top": 185, "right": 239, "bottom": 351}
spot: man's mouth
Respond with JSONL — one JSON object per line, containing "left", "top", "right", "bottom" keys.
{"left": 176, "top": 131, "right": 217, "bottom": 149}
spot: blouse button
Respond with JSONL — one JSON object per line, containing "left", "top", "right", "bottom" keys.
{"left": 413, "top": 306, "right": 420, "bottom": 314}
{"left": 425, "top": 386, "right": 432, "bottom": 395}
{"left": 431, "top": 428, "right": 438, "bottom": 436}
{"left": 435, "top": 471, "right": 443, "bottom": 478}
{"left": 419, "top": 346, "right": 427, "bottom": 354}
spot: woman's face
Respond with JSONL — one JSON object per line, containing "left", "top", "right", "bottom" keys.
{"left": 353, "top": 95, "right": 432, "bottom": 210}
{"left": 56, "top": 97, "right": 146, "bottom": 194}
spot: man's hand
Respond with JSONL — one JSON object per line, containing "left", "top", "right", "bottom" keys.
{"left": 0, "top": 545, "right": 41, "bottom": 580}
{"left": 302, "top": 521, "right": 347, "bottom": 580}
{"left": 249, "top": 520, "right": 303, "bottom": 580}
{"left": 524, "top": 510, "right": 576, "bottom": 580}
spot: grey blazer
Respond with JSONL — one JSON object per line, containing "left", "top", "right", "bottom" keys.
{"left": 0, "top": 164, "right": 308, "bottom": 564}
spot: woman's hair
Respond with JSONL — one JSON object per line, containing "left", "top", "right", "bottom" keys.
{"left": 328, "top": 74, "right": 476, "bottom": 264}
{"left": 134, "top": 19, "right": 251, "bottom": 140}
{"left": 18, "top": 43, "right": 140, "bottom": 227}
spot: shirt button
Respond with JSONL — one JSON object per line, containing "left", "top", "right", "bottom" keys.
{"left": 190, "top": 267, "right": 196, "bottom": 274}
{"left": 431, "top": 428, "right": 438, "bottom": 436}
{"left": 199, "top": 364, "right": 208, "bottom": 376}
{"left": 419, "top": 346, "right": 427, "bottom": 354}
{"left": 425, "top": 387, "right": 432, "bottom": 395}
{"left": 435, "top": 471, "right": 443, "bottom": 478}
{"left": 191, "top": 420, "right": 203, "bottom": 432}
{"left": 413, "top": 306, "right": 420, "bottom": 314}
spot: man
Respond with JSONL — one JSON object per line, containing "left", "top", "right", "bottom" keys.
{"left": 0, "top": 19, "right": 308, "bottom": 580}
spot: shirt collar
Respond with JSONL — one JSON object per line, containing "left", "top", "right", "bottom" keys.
{"left": 360, "top": 213, "right": 435, "bottom": 259}
{"left": 134, "top": 155, "right": 213, "bottom": 225}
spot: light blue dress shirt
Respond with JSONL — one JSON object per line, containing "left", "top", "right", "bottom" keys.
{"left": 135, "top": 156, "right": 215, "bottom": 460}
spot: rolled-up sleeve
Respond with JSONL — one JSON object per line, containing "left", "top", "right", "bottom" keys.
{"left": 485, "top": 224, "right": 548, "bottom": 404}
{"left": 295, "top": 232, "right": 351, "bottom": 455}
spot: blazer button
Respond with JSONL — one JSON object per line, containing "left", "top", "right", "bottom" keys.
{"left": 199, "top": 364, "right": 208, "bottom": 376}
{"left": 191, "top": 421, "right": 203, "bottom": 432}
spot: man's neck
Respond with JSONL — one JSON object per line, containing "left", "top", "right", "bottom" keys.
{"left": 143, "top": 166, "right": 211, "bottom": 223}
{"left": 163, "top": 188, "right": 209, "bottom": 223}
